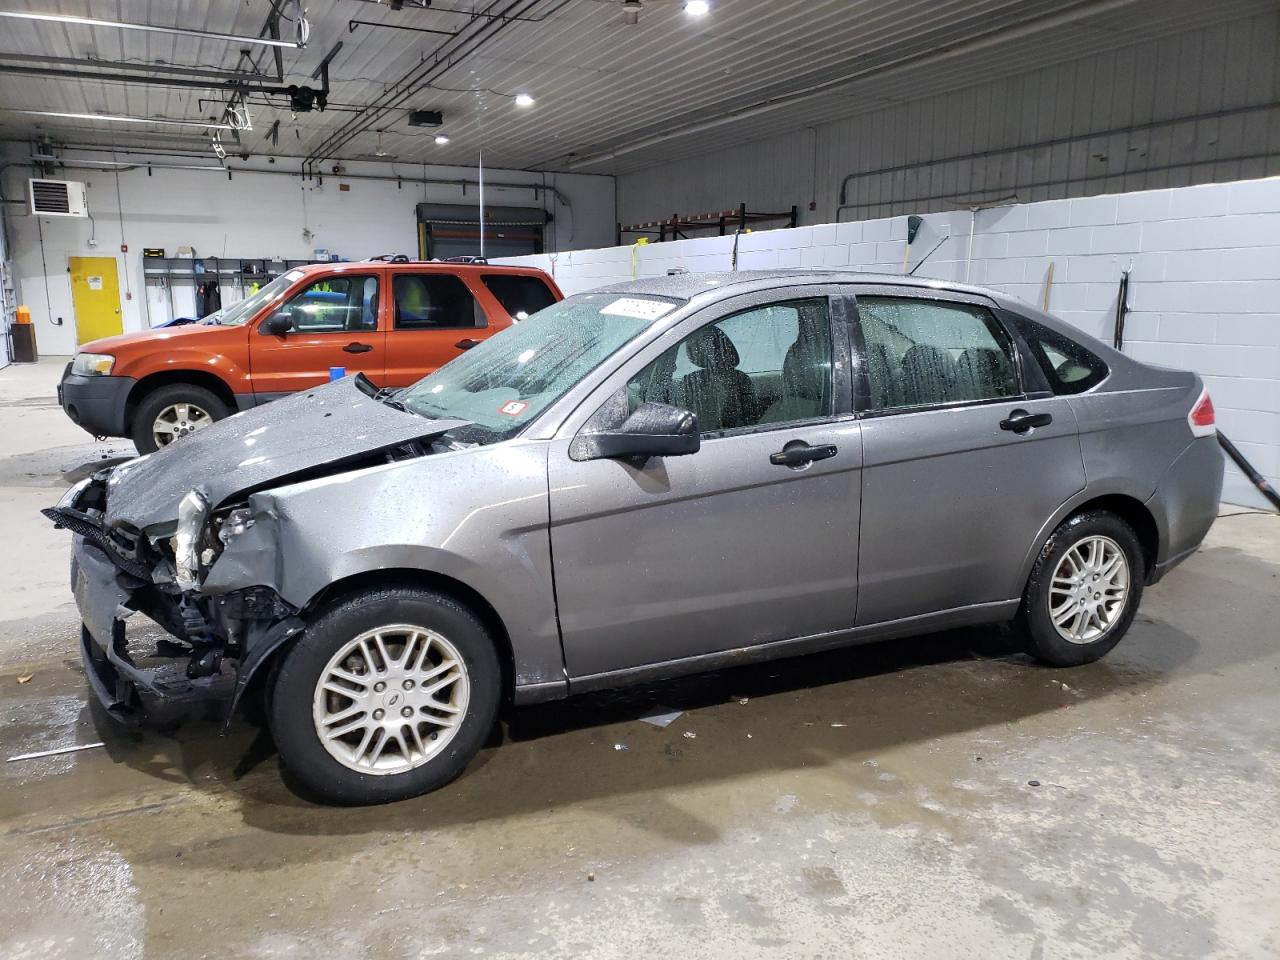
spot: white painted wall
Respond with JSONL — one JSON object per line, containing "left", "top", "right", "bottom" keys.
{"left": 497, "top": 176, "right": 1280, "bottom": 510}
{"left": 0, "top": 147, "right": 615, "bottom": 356}
{"left": 617, "top": 10, "right": 1280, "bottom": 229}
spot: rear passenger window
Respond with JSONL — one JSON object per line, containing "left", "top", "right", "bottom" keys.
{"left": 1008, "top": 315, "right": 1108, "bottom": 394}
{"left": 393, "top": 274, "right": 485, "bottom": 330}
{"left": 481, "top": 274, "right": 557, "bottom": 320}
{"left": 858, "top": 297, "right": 1020, "bottom": 411}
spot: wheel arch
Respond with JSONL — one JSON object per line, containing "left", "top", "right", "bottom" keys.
{"left": 125, "top": 369, "right": 239, "bottom": 429}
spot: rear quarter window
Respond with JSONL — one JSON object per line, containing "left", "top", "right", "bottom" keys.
{"left": 1009, "top": 315, "right": 1108, "bottom": 394}
{"left": 481, "top": 274, "right": 557, "bottom": 320}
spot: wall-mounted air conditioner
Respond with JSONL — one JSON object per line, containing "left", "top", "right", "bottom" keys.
{"left": 28, "top": 179, "right": 89, "bottom": 218}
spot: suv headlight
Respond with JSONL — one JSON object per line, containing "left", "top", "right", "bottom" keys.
{"left": 72, "top": 353, "right": 115, "bottom": 376}
{"left": 171, "top": 489, "right": 209, "bottom": 591}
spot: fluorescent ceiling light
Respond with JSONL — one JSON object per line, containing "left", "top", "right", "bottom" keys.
{"left": 434, "top": 134, "right": 450, "bottom": 144}
{"left": 2, "top": 108, "right": 234, "bottom": 130}
{"left": 514, "top": 93, "right": 535, "bottom": 108}
{"left": 0, "top": 11, "right": 303, "bottom": 49}
{"left": 685, "top": 0, "right": 710, "bottom": 15}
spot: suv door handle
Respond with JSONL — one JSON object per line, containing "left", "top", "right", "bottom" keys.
{"left": 343, "top": 342, "right": 374, "bottom": 354}
{"left": 1000, "top": 409, "right": 1053, "bottom": 433}
{"left": 455, "top": 338, "right": 482, "bottom": 350}
{"left": 770, "top": 442, "right": 838, "bottom": 467}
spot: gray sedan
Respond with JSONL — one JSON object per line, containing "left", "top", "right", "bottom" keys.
{"left": 46, "top": 271, "right": 1223, "bottom": 804}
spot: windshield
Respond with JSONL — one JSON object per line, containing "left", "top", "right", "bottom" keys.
{"left": 400, "top": 291, "right": 681, "bottom": 443}
{"left": 212, "top": 270, "right": 304, "bottom": 326}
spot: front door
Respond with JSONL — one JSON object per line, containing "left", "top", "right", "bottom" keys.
{"left": 250, "top": 272, "right": 385, "bottom": 400}
{"left": 548, "top": 293, "right": 863, "bottom": 680}
{"left": 852, "top": 290, "right": 1086, "bottom": 625}
{"left": 68, "top": 256, "right": 122, "bottom": 344}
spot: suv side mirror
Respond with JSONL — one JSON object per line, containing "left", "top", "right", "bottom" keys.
{"left": 575, "top": 402, "right": 700, "bottom": 461}
{"left": 262, "top": 311, "right": 293, "bottom": 335}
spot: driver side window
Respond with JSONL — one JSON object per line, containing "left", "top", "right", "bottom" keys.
{"left": 627, "top": 299, "right": 833, "bottom": 434}
{"left": 280, "top": 275, "right": 379, "bottom": 333}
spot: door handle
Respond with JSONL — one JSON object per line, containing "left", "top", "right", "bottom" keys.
{"left": 455, "top": 338, "right": 482, "bottom": 350}
{"left": 770, "top": 441, "right": 838, "bottom": 467}
{"left": 1000, "top": 409, "right": 1053, "bottom": 433}
{"left": 343, "top": 342, "right": 374, "bottom": 354}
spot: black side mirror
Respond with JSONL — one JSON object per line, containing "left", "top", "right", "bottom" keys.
{"left": 573, "top": 402, "right": 700, "bottom": 461}
{"left": 262, "top": 311, "right": 293, "bottom": 335}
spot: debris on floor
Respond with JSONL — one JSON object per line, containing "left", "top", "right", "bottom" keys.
{"left": 7, "top": 742, "right": 106, "bottom": 763}
{"left": 15, "top": 673, "right": 32, "bottom": 684}
{"left": 682, "top": 730, "right": 697, "bottom": 739}
{"left": 830, "top": 722, "right": 847, "bottom": 728}
{"left": 638, "top": 706, "right": 683, "bottom": 728}
{"left": 613, "top": 743, "right": 629, "bottom": 752}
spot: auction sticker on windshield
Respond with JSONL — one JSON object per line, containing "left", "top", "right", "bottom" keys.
{"left": 600, "top": 298, "right": 675, "bottom": 321}
{"left": 498, "top": 400, "right": 529, "bottom": 417}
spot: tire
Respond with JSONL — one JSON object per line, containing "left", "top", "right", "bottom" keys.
{"left": 269, "top": 586, "right": 501, "bottom": 805}
{"left": 1017, "top": 510, "right": 1145, "bottom": 667}
{"left": 130, "top": 383, "right": 229, "bottom": 454}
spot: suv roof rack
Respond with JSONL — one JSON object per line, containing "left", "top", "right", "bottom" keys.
{"left": 370, "top": 253, "right": 412, "bottom": 263}
{"left": 440, "top": 255, "right": 489, "bottom": 264}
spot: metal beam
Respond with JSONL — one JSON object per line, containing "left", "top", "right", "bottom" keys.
{"left": 0, "top": 52, "right": 275, "bottom": 82}
{"left": 0, "top": 11, "right": 304, "bottom": 49}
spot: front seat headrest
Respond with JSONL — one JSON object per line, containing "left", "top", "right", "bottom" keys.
{"left": 782, "top": 337, "right": 827, "bottom": 400}
{"left": 685, "top": 325, "right": 740, "bottom": 369}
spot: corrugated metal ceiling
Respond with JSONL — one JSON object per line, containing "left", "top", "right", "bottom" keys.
{"left": 0, "top": 0, "right": 1274, "bottom": 174}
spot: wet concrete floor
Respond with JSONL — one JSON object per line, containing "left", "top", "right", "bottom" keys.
{"left": 1, "top": 359, "right": 1277, "bottom": 958}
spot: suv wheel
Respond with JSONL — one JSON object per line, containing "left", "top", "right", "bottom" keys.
{"left": 1018, "top": 510, "right": 1145, "bottom": 667}
{"left": 269, "top": 586, "right": 500, "bottom": 805}
{"left": 131, "top": 384, "right": 228, "bottom": 454}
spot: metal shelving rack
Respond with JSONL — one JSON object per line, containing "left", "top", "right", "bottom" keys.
{"left": 617, "top": 203, "right": 799, "bottom": 245}
{"left": 142, "top": 256, "right": 325, "bottom": 324}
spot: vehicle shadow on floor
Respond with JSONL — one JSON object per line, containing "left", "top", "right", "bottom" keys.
{"left": 89, "top": 615, "right": 1208, "bottom": 845}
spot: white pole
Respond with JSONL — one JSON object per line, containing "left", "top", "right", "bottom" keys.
{"left": 478, "top": 146, "right": 485, "bottom": 259}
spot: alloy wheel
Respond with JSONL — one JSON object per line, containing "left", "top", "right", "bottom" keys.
{"left": 312, "top": 624, "right": 470, "bottom": 775}
{"left": 1048, "top": 535, "right": 1130, "bottom": 644}
{"left": 152, "top": 402, "right": 213, "bottom": 447}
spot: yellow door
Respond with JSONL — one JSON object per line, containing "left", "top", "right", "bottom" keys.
{"left": 68, "top": 256, "right": 123, "bottom": 345}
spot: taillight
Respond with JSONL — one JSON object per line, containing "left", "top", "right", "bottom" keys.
{"left": 1188, "top": 388, "right": 1216, "bottom": 438}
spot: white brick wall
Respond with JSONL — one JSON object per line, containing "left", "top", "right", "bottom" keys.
{"left": 501, "top": 176, "right": 1280, "bottom": 509}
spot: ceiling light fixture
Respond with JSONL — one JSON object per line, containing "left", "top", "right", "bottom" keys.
{"left": 0, "top": 10, "right": 305, "bottom": 49}
{"left": 434, "top": 134, "right": 450, "bottom": 145}
{"left": 684, "top": 0, "right": 710, "bottom": 15}
{"left": 1, "top": 108, "right": 235, "bottom": 130}
{"left": 514, "top": 93, "right": 535, "bottom": 108}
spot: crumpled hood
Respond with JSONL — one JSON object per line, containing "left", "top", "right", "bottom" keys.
{"left": 104, "top": 378, "right": 468, "bottom": 531}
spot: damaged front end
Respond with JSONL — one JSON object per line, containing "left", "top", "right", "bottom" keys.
{"left": 43, "top": 473, "right": 302, "bottom": 725}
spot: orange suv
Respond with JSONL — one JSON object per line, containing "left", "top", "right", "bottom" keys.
{"left": 58, "top": 258, "right": 562, "bottom": 452}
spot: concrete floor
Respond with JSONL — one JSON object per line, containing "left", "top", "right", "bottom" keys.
{"left": 0, "top": 357, "right": 1277, "bottom": 959}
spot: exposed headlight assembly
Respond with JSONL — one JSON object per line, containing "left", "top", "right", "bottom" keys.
{"left": 71, "top": 352, "right": 115, "bottom": 376}
{"left": 218, "top": 507, "right": 256, "bottom": 545}
{"left": 172, "top": 489, "right": 210, "bottom": 591}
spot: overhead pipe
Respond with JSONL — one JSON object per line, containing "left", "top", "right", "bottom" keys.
{"left": 0, "top": 52, "right": 277, "bottom": 83}
{"left": 0, "top": 10, "right": 306, "bottom": 49}
{"left": 561, "top": 0, "right": 1141, "bottom": 172}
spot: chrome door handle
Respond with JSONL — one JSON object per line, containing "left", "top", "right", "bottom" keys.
{"left": 1000, "top": 409, "right": 1053, "bottom": 433}
{"left": 770, "top": 442, "right": 838, "bottom": 467}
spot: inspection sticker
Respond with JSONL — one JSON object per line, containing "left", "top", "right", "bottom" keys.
{"left": 600, "top": 297, "right": 674, "bottom": 321}
{"left": 498, "top": 400, "right": 529, "bottom": 417}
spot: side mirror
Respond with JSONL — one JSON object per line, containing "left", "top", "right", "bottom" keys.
{"left": 262, "top": 311, "right": 293, "bottom": 335}
{"left": 574, "top": 402, "right": 700, "bottom": 461}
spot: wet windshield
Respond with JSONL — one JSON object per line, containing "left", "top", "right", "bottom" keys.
{"left": 400, "top": 291, "right": 681, "bottom": 443}
{"left": 211, "top": 270, "right": 304, "bottom": 326}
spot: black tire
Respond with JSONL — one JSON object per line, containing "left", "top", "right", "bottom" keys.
{"left": 1017, "top": 510, "right": 1145, "bottom": 667}
{"left": 130, "top": 383, "right": 229, "bottom": 454}
{"left": 269, "top": 586, "right": 500, "bottom": 805}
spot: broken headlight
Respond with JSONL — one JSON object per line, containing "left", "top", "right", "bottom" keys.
{"left": 218, "top": 507, "right": 255, "bottom": 545}
{"left": 171, "top": 489, "right": 209, "bottom": 591}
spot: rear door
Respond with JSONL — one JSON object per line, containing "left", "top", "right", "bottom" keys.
{"left": 852, "top": 287, "right": 1085, "bottom": 625}
{"left": 382, "top": 271, "right": 500, "bottom": 388}
{"left": 250, "top": 271, "right": 385, "bottom": 399}
{"left": 548, "top": 288, "right": 863, "bottom": 680}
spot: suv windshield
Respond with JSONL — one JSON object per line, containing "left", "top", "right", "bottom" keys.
{"left": 212, "top": 270, "right": 305, "bottom": 326}
{"left": 400, "top": 291, "right": 681, "bottom": 443}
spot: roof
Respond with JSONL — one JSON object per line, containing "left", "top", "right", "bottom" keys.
{"left": 594, "top": 269, "right": 1001, "bottom": 302}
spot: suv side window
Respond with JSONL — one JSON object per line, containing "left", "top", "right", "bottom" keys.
{"left": 481, "top": 274, "right": 557, "bottom": 320}
{"left": 280, "top": 275, "right": 379, "bottom": 332}
{"left": 626, "top": 298, "right": 833, "bottom": 434}
{"left": 393, "top": 274, "right": 485, "bottom": 329}
{"left": 858, "top": 296, "right": 1019, "bottom": 410}
{"left": 1006, "top": 314, "right": 1109, "bottom": 394}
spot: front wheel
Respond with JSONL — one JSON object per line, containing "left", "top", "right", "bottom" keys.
{"left": 130, "top": 383, "right": 228, "bottom": 454}
{"left": 1017, "top": 510, "right": 1145, "bottom": 667}
{"left": 269, "top": 586, "right": 500, "bottom": 805}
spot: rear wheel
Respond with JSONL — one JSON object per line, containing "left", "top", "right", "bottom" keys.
{"left": 130, "top": 383, "right": 228, "bottom": 454}
{"left": 269, "top": 586, "right": 500, "bottom": 805}
{"left": 1017, "top": 510, "right": 1144, "bottom": 666}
